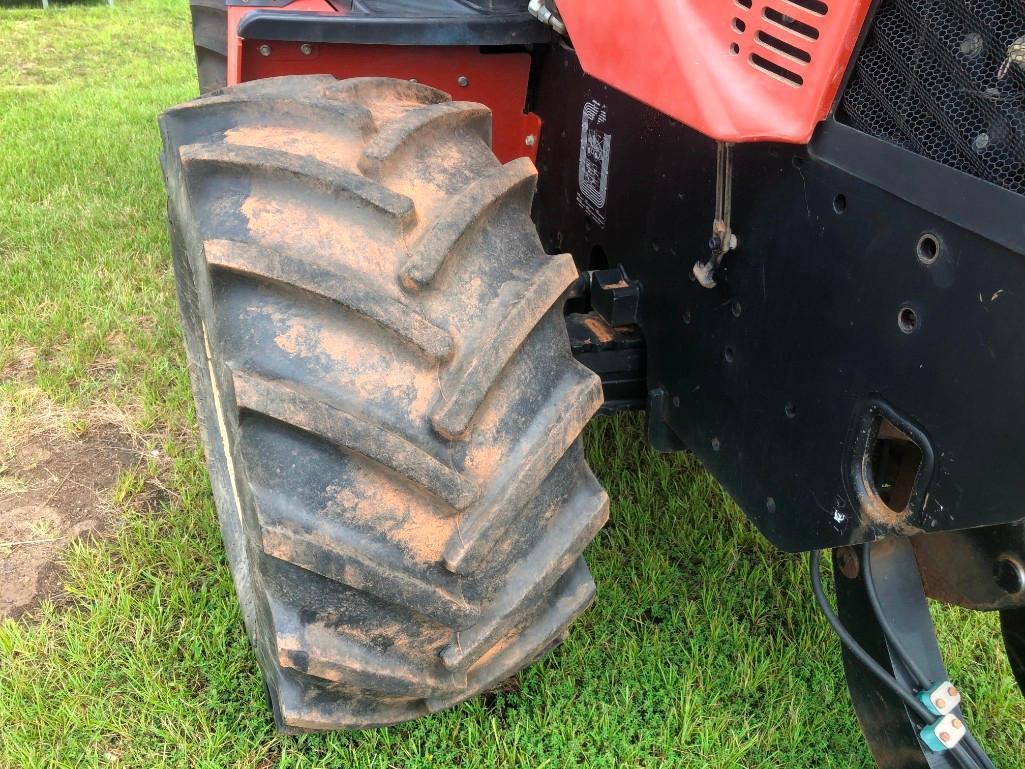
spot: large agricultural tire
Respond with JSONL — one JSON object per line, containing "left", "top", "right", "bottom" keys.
{"left": 159, "top": 75, "right": 609, "bottom": 731}
{"left": 188, "top": 0, "right": 228, "bottom": 95}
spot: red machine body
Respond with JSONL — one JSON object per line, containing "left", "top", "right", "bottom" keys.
{"left": 556, "top": 0, "right": 873, "bottom": 143}
{"left": 226, "top": 1, "right": 540, "bottom": 164}
{"left": 227, "top": 0, "right": 872, "bottom": 149}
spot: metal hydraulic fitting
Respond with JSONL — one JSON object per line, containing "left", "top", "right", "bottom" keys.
{"left": 918, "top": 680, "right": 961, "bottom": 717}
{"left": 527, "top": 0, "right": 566, "bottom": 35}
{"left": 920, "top": 713, "right": 966, "bottom": 752}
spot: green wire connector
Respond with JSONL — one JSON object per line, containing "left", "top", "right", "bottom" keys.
{"left": 920, "top": 713, "right": 966, "bottom": 752}
{"left": 918, "top": 680, "right": 961, "bottom": 716}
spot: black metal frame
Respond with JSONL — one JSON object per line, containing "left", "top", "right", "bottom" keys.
{"left": 530, "top": 43, "right": 1025, "bottom": 554}
{"left": 566, "top": 312, "right": 645, "bottom": 414}
{"left": 833, "top": 540, "right": 969, "bottom": 768}
{"left": 526, "top": 43, "right": 1025, "bottom": 763}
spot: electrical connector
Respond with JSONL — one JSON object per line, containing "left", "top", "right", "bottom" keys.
{"left": 920, "top": 713, "right": 967, "bottom": 752}
{"left": 918, "top": 680, "right": 961, "bottom": 716}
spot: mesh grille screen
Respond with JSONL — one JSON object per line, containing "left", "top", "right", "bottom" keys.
{"left": 838, "top": 0, "right": 1025, "bottom": 194}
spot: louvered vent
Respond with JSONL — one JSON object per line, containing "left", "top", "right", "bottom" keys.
{"left": 732, "top": 0, "right": 828, "bottom": 87}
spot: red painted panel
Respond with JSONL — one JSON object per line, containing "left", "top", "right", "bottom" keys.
{"left": 556, "top": 0, "right": 872, "bottom": 144}
{"left": 226, "top": 4, "right": 541, "bottom": 164}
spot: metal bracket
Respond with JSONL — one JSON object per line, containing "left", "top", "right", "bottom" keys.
{"left": 589, "top": 266, "right": 641, "bottom": 328}
{"left": 833, "top": 539, "right": 981, "bottom": 768}
{"left": 693, "top": 142, "right": 738, "bottom": 289}
{"left": 646, "top": 388, "right": 686, "bottom": 453}
{"left": 910, "top": 520, "right": 1025, "bottom": 701}
{"left": 913, "top": 521, "right": 1025, "bottom": 611}
{"left": 567, "top": 312, "right": 645, "bottom": 413}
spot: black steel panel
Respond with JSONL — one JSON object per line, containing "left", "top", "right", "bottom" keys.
{"left": 532, "top": 46, "right": 1025, "bottom": 552}
{"left": 811, "top": 121, "right": 1025, "bottom": 255}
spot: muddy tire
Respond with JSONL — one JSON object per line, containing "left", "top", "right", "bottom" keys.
{"left": 159, "top": 75, "right": 608, "bottom": 731}
{"left": 189, "top": 0, "right": 227, "bottom": 95}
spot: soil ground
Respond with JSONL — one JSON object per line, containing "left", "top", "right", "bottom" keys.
{"left": 0, "top": 425, "right": 137, "bottom": 617}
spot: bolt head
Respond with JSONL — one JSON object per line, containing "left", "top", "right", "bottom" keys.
{"left": 948, "top": 686, "right": 958, "bottom": 697}
{"left": 457, "top": 75, "right": 469, "bottom": 87}
{"left": 939, "top": 732, "right": 951, "bottom": 743}
{"left": 836, "top": 546, "right": 860, "bottom": 580}
{"left": 258, "top": 44, "right": 272, "bottom": 57}
{"left": 936, "top": 698, "right": 947, "bottom": 709}
{"left": 952, "top": 718, "right": 963, "bottom": 729}
{"left": 525, "top": 134, "right": 536, "bottom": 147}
{"left": 300, "top": 43, "right": 313, "bottom": 56}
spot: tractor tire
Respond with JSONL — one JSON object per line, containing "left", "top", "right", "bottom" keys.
{"left": 159, "top": 75, "right": 608, "bottom": 731}
{"left": 188, "top": 0, "right": 227, "bottom": 95}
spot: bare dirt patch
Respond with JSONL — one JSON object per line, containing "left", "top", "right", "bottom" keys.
{"left": 1, "top": 345, "right": 37, "bottom": 383}
{"left": 0, "top": 423, "right": 140, "bottom": 618}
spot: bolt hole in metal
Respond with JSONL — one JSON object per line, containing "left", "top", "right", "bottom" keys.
{"left": 724, "top": 346, "right": 736, "bottom": 363}
{"left": 833, "top": 193, "right": 847, "bottom": 213}
{"left": 898, "top": 305, "right": 918, "bottom": 334}
{"left": 995, "top": 555, "right": 1025, "bottom": 595}
{"left": 731, "top": 300, "right": 742, "bottom": 318}
{"left": 784, "top": 401, "right": 797, "bottom": 419}
{"left": 917, "top": 233, "right": 940, "bottom": 264}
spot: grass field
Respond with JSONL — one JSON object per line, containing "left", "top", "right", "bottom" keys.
{"left": 1, "top": 1, "right": 1023, "bottom": 766}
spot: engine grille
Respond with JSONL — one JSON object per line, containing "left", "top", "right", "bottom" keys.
{"left": 838, "top": 0, "right": 1025, "bottom": 195}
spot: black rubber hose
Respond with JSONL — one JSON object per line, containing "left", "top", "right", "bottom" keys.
{"left": 963, "top": 732, "right": 997, "bottom": 769}
{"left": 952, "top": 742, "right": 986, "bottom": 769}
{"left": 810, "top": 550, "right": 936, "bottom": 722}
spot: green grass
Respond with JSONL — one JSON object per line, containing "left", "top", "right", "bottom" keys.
{"left": 0, "top": 1, "right": 1023, "bottom": 766}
